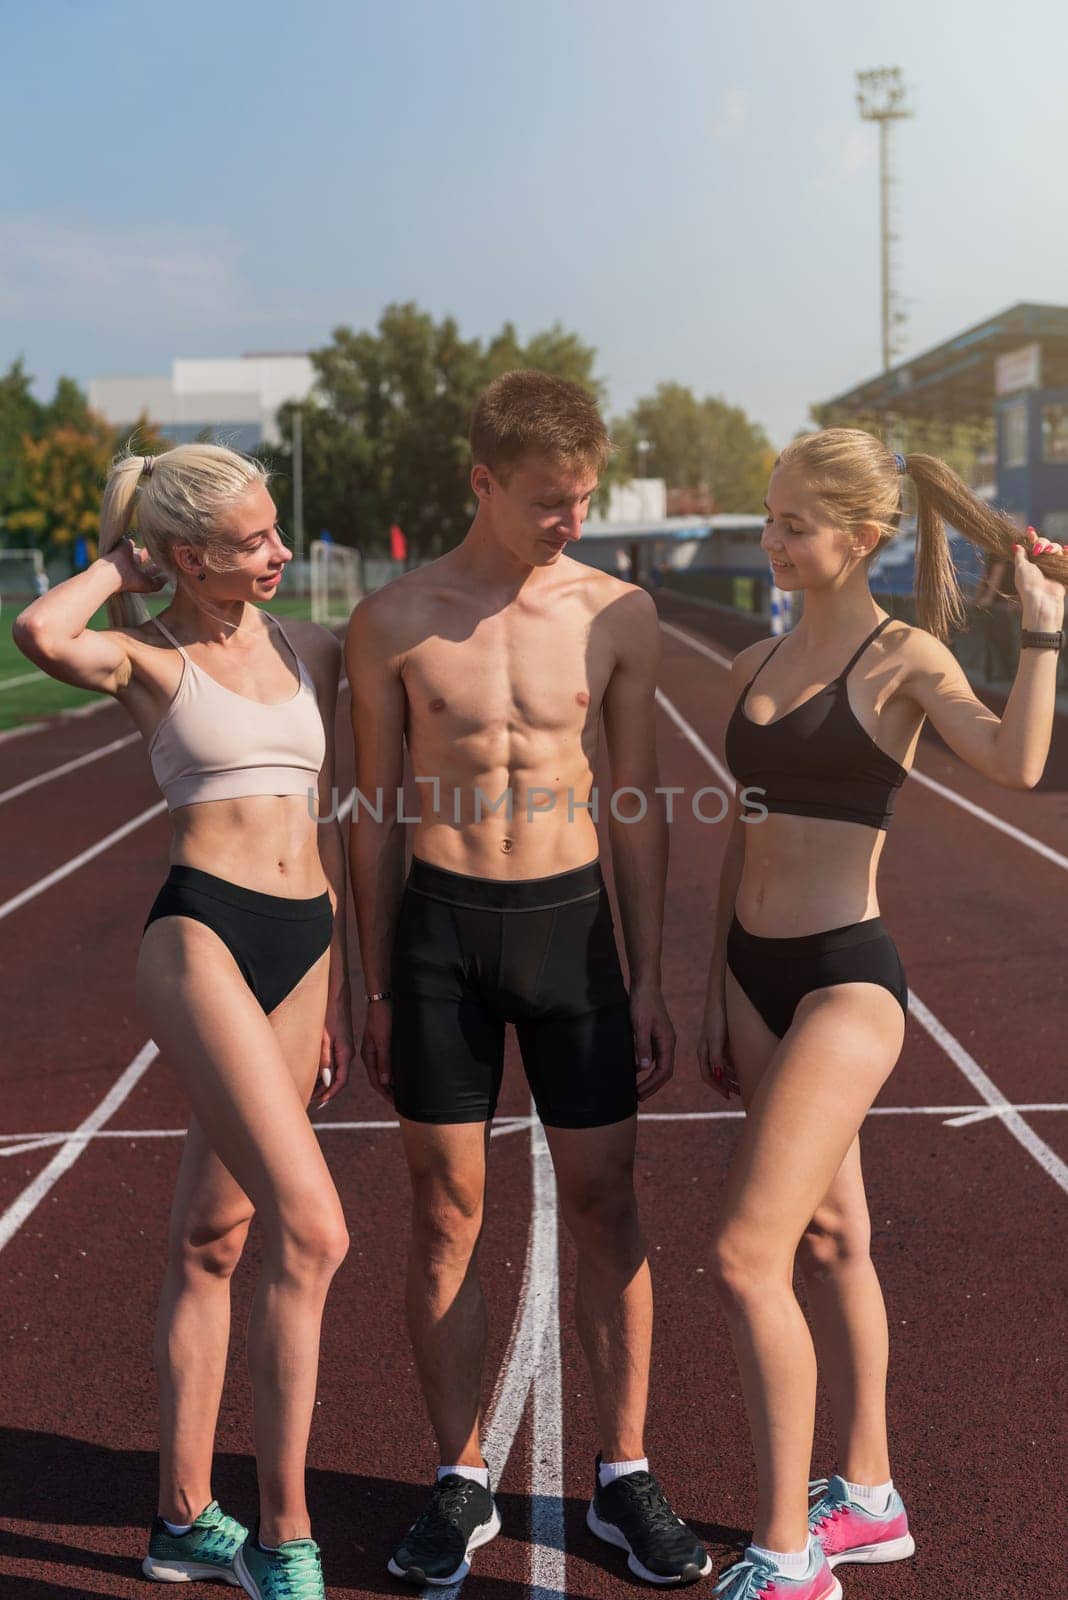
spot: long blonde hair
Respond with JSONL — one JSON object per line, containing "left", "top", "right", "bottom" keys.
{"left": 777, "top": 427, "right": 1068, "bottom": 639}
{"left": 98, "top": 443, "right": 269, "bottom": 627}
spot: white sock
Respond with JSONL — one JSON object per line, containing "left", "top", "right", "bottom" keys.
{"left": 598, "top": 1456, "right": 649, "bottom": 1487}
{"left": 844, "top": 1477, "right": 893, "bottom": 1513}
{"left": 747, "top": 1539, "right": 811, "bottom": 1575}
{"left": 162, "top": 1519, "right": 193, "bottom": 1537}
{"left": 438, "top": 1464, "right": 490, "bottom": 1488}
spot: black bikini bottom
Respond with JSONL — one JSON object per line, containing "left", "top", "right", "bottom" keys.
{"left": 144, "top": 865, "right": 333, "bottom": 1015}
{"left": 726, "top": 913, "right": 908, "bottom": 1040}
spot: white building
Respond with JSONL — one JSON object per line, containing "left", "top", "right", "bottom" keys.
{"left": 89, "top": 353, "right": 316, "bottom": 450}
{"left": 602, "top": 477, "right": 667, "bottom": 523}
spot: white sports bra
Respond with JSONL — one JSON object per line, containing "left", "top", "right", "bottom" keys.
{"left": 147, "top": 613, "right": 326, "bottom": 810}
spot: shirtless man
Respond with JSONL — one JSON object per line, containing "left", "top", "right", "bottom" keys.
{"left": 346, "top": 371, "right": 709, "bottom": 1587}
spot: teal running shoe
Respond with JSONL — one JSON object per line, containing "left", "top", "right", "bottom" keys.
{"left": 232, "top": 1533, "right": 324, "bottom": 1600}
{"left": 808, "top": 1475, "right": 915, "bottom": 1568}
{"left": 713, "top": 1538, "right": 841, "bottom": 1600}
{"left": 142, "top": 1500, "right": 246, "bottom": 1583}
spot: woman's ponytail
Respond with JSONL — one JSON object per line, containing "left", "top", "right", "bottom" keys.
{"left": 906, "top": 453, "right": 1068, "bottom": 639}
{"left": 98, "top": 455, "right": 151, "bottom": 628}
{"left": 778, "top": 427, "right": 1068, "bottom": 643}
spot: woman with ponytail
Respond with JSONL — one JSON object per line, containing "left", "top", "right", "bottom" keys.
{"left": 15, "top": 445, "right": 354, "bottom": 1600}
{"left": 698, "top": 428, "right": 1065, "bottom": 1600}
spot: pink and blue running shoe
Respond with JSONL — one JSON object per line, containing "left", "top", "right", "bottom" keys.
{"left": 808, "top": 1475, "right": 915, "bottom": 1569}
{"left": 713, "top": 1537, "right": 841, "bottom": 1600}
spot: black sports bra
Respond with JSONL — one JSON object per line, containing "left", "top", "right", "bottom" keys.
{"left": 724, "top": 617, "right": 908, "bottom": 830}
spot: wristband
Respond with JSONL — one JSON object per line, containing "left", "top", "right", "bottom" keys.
{"left": 365, "top": 990, "right": 392, "bottom": 1003}
{"left": 1020, "top": 629, "right": 1065, "bottom": 650}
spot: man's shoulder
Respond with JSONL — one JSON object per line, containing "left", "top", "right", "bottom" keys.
{"left": 568, "top": 559, "right": 655, "bottom": 618}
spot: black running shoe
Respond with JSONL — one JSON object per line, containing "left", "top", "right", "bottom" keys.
{"left": 587, "top": 1456, "right": 711, "bottom": 1585}
{"left": 387, "top": 1473, "right": 501, "bottom": 1586}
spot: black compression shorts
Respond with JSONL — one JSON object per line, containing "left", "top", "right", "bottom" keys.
{"left": 390, "top": 857, "right": 637, "bottom": 1129}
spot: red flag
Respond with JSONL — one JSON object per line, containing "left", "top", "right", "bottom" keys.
{"left": 390, "top": 523, "right": 408, "bottom": 562}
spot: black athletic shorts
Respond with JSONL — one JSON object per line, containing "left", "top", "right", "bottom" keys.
{"left": 390, "top": 857, "right": 637, "bottom": 1129}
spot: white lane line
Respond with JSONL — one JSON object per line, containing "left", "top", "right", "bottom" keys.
{"left": 0, "top": 695, "right": 117, "bottom": 745}
{"left": 907, "top": 769, "right": 1068, "bottom": 871}
{"left": 528, "top": 1120, "right": 566, "bottom": 1599}
{"left": 5, "top": 1105, "right": 1066, "bottom": 1159}
{"left": 0, "top": 1041, "right": 158, "bottom": 1254}
{"left": 0, "top": 800, "right": 167, "bottom": 922}
{"left": 660, "top": 616, "right": 1068, "bottom": 874}
{"left": 427, "top": 1108, "right": 560, "bottom": 1600}
{"left": 908, "top": 996, "right": 1068, "bottom": 1194}
{"left": 0, "top": 732, "right": 140, "bottom": 808}
{"left": 660, "top": 620, "right": 731, "bottom": 669}
{"left": 656, "top": 680, "right": 1068, "bottom": 1197}
{"left": 0, "top": 670, "right": 45, "bottom": 691}
{"left": 0, "top": 1115, "right": 536, "bottom": 1159}
{"left": 655, "top": 688, "right": 735, "bottom": 793}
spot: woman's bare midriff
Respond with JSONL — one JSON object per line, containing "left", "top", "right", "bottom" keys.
{"left": 735, "top": 812, "right": 886, "bottom": 936}
{"left": 169, "top": 794, "right": 328, "bottom": 898}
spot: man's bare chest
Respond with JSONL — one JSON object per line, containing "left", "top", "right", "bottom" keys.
{"left": 401, "top": 615, "right": 612, "bottom": 741}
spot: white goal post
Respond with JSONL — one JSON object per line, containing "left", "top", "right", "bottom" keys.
{"left": 310, "top": 540, "right": 362, "bottom": 625}
{"left": 0, "top": 548, "right": 47, "bottom": 612}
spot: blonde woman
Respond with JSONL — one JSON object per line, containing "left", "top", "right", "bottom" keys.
{"left": 15, "top": 445, "right": 354, "bottom": 1600}
{"left": 698, "top": 431, "right": 1065, "bottom": 1600}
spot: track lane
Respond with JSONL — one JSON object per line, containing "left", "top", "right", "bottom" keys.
{"left": 1, "top": 598, "right": 1066, "bottom": 1598}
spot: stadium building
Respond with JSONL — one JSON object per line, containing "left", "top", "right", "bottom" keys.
{"left": 88, "top": 353, "right": 315, "bottom": 451}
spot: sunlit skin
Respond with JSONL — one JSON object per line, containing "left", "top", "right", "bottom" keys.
{"left": 734, "top": 464, "right": 926, "bottom": 938}
{"left": 13, "top": 475, "right": 355, "bottom": 1547}
{"left": 117, "top": 485, "right": 333, "bottom": 896}
{"left": 696, "top": 461, "right": 1065, "bottom": 1557}
{"left": 346, "top": 445, "right": 673, "bottom": 1475}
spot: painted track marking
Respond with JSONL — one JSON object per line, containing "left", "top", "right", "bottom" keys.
{"left": 0, "top": 732, "right": 140, "bottom": 807}
{"left": 4, "top": 1104, "right": 1066, "bottom": 1159}
{"left": 659, "top": 616, "right": 1068, "bottom": 873}
{"left": 0, "top": 1041, "right": 158, "bottom": 1255}
{"left": 423, "top": 1111, "right": 561, "bottom": 1598}
{"left": 528, "top": 1121, "right": 566, "bottom": 1598}
{"left": 0, "top": 669, "right": 46, "bottom": 691}
{"left": 0, "top": 799, "right": 167, "bottom": 922}
{"left": 656, "top": 680, "right": 1068, "bottom": 1197}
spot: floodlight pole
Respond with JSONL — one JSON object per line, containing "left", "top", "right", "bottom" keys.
{"left": 292, "top": 405, "right": 305, "bottom": 583}
{"left": 856, "top": 68, "right": 913, "bottom": 372}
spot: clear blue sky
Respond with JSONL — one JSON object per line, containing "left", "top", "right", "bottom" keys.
{"left": 3, "top": 0, "right": 1065, "bottom": 445}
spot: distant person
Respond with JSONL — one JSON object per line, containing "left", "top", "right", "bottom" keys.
{"left": 15, "top": 444, "right": 354, "bottom": 1600}
{"left": 700, "top": 432, "right": 1065, "bottom": 1600}
{"left": 347, "top": 371, "right": 709, "bottom": 1587}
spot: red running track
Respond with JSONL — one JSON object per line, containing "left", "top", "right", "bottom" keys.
{"left": 1, "top": 591, "right": 1066, "bottom": 1599}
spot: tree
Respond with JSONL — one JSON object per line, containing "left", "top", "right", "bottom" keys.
{"left": 615, "top": 383, "right": 774, "bottom": 513}
{"left": 0, "top": 359, "right": 45, "bottom": 521}
{"left": 5, "top": 409, "right": 163, "bottom": 563}
{"left": 268, "top": 304, "right": 615, "bottom": 560}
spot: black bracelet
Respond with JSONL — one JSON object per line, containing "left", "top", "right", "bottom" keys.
{"left": 1020, "top": 629, "right": 1065, "bottom": 650}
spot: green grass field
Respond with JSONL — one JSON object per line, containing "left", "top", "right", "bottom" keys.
{"left": 0, "top": 592, "right": 315, "bottom": 734}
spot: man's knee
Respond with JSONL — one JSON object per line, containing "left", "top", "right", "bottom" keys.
{"left": 410, "top": 1175, "right": 485, "bottom": 1268}
{"left": 558, "top": 1168, "right": 642, "bottom": 1261}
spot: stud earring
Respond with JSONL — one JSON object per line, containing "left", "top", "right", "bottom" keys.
{"left": 197, "top": 572, "right": 206, "bottom": 582}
